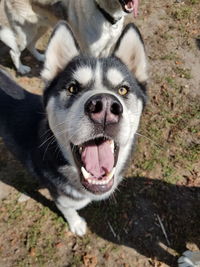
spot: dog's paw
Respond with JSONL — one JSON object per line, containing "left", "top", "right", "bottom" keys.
{"left": 178, "top": 251, "right": 200, "bottom": 267}
{"left": 35, "top": 53, "right": 45, "bottom": 62}
{"left": 18, "top": 65, "right": 31, "bottom": 74}
{"left": 69, "top": 216, "right": 87, "bottom": 237}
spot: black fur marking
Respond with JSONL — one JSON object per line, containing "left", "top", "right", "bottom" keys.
{"left": 95, "top": 2, "right": 121, "bottom": 25}
{"left": 44, "top": 54, "right": 147, "bottom": 111}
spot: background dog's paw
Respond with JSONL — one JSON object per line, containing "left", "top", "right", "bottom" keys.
{"left": 18, "top": 65, "right": 31, "bottom": 75}
{"left": 34, "top": 52, "right": 45, "bottom": 62}
{"left": 178, "top": 250, "right": 200, "bottom": 267}
{"left": 69, "top": 216, "right": 87, "bottom": 237}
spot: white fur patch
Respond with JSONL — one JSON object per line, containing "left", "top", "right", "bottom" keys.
{"left": 0, "top": 27, "right": 17, "bottom": 50}
{"left": 107, "top": 68, "right": 124, "bottom": 86}
{"left": 94, "top": 62, "right": 105, "bottom": 91}
{"left": 73, "top": 67, "right": 93, "bottom": 86}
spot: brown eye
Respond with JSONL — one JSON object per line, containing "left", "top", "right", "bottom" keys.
{"left": 68, "top": 84, "right": 79, "bottom": 94}
{"left": 118, "top": 86, "right": 128, "bottom": 96}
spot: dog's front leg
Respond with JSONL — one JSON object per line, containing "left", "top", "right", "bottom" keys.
{"left": 56, "top": 195, "right": 90, "bottom": 236}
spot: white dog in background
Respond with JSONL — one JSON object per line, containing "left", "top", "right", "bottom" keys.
{"left": 0, "top": 0, "right": 56, "bottom": 74}
{"left": 0, "top": 0, "right": 138, "bottom": 74}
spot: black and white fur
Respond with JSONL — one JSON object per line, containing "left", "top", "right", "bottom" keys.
{"left": 0, "top": 0, "right": 137, "bottom": 74}
{"left": 0, "top": 22, "right": 147, "bottom": 236}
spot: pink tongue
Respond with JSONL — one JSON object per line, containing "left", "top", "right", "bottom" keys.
{"left": 81, "top": 140, "right": 114, "bottom": 179}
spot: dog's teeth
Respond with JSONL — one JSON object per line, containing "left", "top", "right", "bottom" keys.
{"left": 107, "top": 167, "right": 116, "bottom": 182}
{"left": 79, "top": 146, "right": 83, "bottom": 153}
{"left": 85, "top": 168, "right": 116, "bottom": 185}
{"left": 81, "top": 167, "right": 91, "bottom": 179}
{"left": 110, "top": 140, "right": 114, "bottom": 153}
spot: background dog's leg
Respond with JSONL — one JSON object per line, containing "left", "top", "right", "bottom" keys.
{"left": 0, "top": 27, "right": 30, "bottom": 74}
{"left": 10, "top": 49, "right": 31, "bottom": 74}
{"left": 56, "top": 195, "right": 90, "bottom": 236}
{"left": 27, "top": 26, "right": 47, "bottom": 62}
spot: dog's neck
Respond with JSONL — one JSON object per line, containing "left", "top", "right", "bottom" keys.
{"left": 95, "top": 0, "right": 125, "bottom": 24}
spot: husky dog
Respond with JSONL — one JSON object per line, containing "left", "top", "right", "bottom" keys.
{"left": 0, "top": 0, "right": 138, "bottom": 74}
{"left": 0, "top": 21, "right": 147, "bottom": 236}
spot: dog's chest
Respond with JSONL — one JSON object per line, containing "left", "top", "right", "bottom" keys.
{"left": 89, "top": 21, "right": 124, "bottom": 57}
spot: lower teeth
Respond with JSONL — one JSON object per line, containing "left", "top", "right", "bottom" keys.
{"left": 85, "top": 168, "right": 116, "bottom": 185}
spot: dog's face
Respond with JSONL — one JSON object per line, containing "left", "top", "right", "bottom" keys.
{"left": 42, "top": 22, "right": 147, "bottom": 200}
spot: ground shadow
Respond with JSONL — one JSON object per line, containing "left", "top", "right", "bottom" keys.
{"left": 0, "top": 146, "right": 199, "bottom": 266}
{"left": 196, "top": 38, "right": 200, "bottom": 50}
{"left": 82, "top": 177, "right": 200, "bottom": 266}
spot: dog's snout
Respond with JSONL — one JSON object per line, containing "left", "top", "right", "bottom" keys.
{"left": 85, "top": 93, "right": 123, "bottom": 125}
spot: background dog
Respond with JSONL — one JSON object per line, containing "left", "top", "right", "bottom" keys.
{"left": 0, "top": 21, "right": 147, "bottom": 236}
{"left": 0, "top": 0, "right": 138, "bottom": 74}
{"left": 0, "top": 0, "right": 58, "bottom": 74}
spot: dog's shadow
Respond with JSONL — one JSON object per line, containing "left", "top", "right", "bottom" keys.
{"left": 196, "top": 38, "right": 200, "bottom": 50}
{"left": 83, "top": 177, "right": 200, "bottom": 266}
{"left": 0, "top": 147, "right": 199, "bottom": 267}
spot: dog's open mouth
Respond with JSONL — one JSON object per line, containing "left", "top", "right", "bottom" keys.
{"left": 71, "top": 138, "right": 119, "bottom": 194}
{"left": 119, "top": 0, "right": 135, "bottom": 13}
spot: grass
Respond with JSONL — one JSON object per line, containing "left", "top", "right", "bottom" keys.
{"left": 171, "top": 6, "right": 192, "bottom": 20}
{"left": 165, "top": 76, "right": 177, "bottom": 88}
{"left": 173, "top": 67, "right": 192, "bottom": 79}
{"left": 160, "top": 53, "right": 180, "bottom": 61}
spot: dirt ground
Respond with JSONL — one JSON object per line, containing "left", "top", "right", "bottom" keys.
{"left": 0, "top": 0, "right": 199, "bottom": 266}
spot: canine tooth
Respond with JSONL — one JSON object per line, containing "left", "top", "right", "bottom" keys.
{"left": 107, "top": 167, "right": 116, "bottom": 182}
{"left": 81, "top": 167, "right": 90, "bottom": 179}
{"left": 79, "top": 146, "right": 83, "bottom": 153}
{"left": 110, "top": 140, "right": 114, "bottom": 153}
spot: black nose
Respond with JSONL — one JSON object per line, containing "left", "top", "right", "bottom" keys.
{"left": 84, "top": 93, "right": 123, "bottom": 125}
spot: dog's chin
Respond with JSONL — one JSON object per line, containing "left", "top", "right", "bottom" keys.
{"left": 71, "top": 137, "right": 119, "bottom": 195}
{"left": 119, "top": 0, "right": 134, "bottom": 13}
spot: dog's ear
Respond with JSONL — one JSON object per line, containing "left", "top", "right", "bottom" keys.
{"left": 41, "top": 21, "right": 80, "bottom": 82}
{"left": 113, "top": 23, "right": 148, "bottom": 83}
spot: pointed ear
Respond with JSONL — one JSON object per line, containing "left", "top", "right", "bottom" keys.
{"left": 41, "top": 21, "right": 80, "bottom": 82}
{"left": 113, "top": 23, "right": 148, "bottom": 83}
